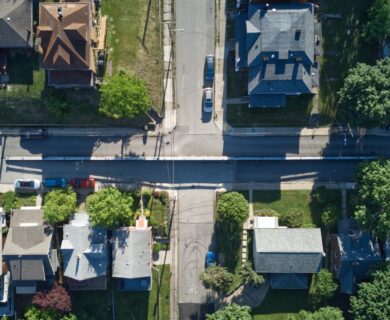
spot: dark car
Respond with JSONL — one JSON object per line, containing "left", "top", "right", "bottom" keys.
{"left": 70, "top": 178, "right": 95, "bottom": 189}
{"left": 206, "top": 251, "right": 216, "bottom": 267}
{"left": 20, "top": 129, "right": 49, "bottom": 140}
{"left": 205, "top": 54, "right": 215, "bottom": 81}
{"left": 43, "top": 178, "right": 67, "bottom": 188}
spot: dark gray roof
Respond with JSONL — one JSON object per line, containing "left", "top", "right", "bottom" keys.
{"left": 61, "top": 213, "right": 108, "bottom": 282}
{"left": 253, "top": 228, "right": 324, "bottom": 273}
{"left": 112, "top": 227, "right": 152, "bottom": 279}
{"left": 0, "top": 0, "right": 33, "bottom": 48}
{"left": 3, "top": 209, "right": 53, "bottom": 255}
{"left": 8, "top": 258, "right": 45, "bottom": 281}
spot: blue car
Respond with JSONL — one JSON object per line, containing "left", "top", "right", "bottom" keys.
{"left": 206, "top": 251, "right": 216, "bottom": 267}
{"left": 205, "top": 55, "right": 214, "bottom": 81}
{"left": 43, "top": 178, "right": 67, "bottom": 188}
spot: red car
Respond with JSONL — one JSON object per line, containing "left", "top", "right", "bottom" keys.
{"left": 70, "top": 178, "right": 95, "bottom": 188}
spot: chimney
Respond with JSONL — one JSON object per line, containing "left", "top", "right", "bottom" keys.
{"left": 57, "top": 6, "right": 63, "bottom": 19}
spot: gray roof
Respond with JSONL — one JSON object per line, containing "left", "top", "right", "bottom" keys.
{"left": 112, "top": 227, "right": 152, "bottom": 279}
{"left": 3, "top": 209, "right": 53, "bottom": 255}
{"left": 0, "top": 0, "right": 33, "bottom": 48}
{"left": 61, "top": 213, "right": 108, "bottom": 281}
{"left": 8, "top": 258, "right": 45, "bottom": 281}
{"left": 253, "top": 228, "right": 324, "bottom": 273}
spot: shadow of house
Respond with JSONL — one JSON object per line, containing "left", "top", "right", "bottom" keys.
{"left": 0, "top": 252, "right": 14, "bottom": 316}
{"left": 235, "top": 2, "right": 316, "bottom": 107}
{"left": 2, "top": 208, "right": 58, "bottom": 295}
{"left": 253, "top": 217, "right": 324, "bottom": 289}
{"left": 112, "top": 219, "right": 152, "bottom": 291}
{"left": 61, "top": 212, "right": 108, "bottom": 290}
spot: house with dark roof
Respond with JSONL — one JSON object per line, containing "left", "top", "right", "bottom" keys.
{"left": 331, "top": 231, "right": 382, "bottom": 294}
{"left": 36, "top": 1, "right": 98, "bottom": 87}
{"left": 2, "top": 208, "right": 58, "bottom": 295}
{"left": 61, "top": 213, "right": 108, "bottom": 290}
{"left": 236, "top": 2, "right": 317, "bottom": 107}
{"left": 112, "top": 219, "right": 152, "bottom": 291}
{"left": 253, "top": 217, "right": 324, "bottom": 289}
{"left": 0, "top": 0, "right": 33, "bottom": 48}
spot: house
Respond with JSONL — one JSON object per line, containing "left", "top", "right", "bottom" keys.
{"left": 0, "top": 0, "right": 33, "bottom": 48}
{"left": 61, "top": 213, "right": 108, "bottom": 290}
{"left": 331, "top": 231, "right": 382, "bottom": 294}
{"left": 253, "top": 217, "right": 324, "bottom": 289}
{"left": 0, "top": 239, "right": 14, "bottom": 316}
{"left": 235, "top": 2, "right": 317, "bottom": 107}
{"left": 36, "top": 1, "right": 106, "bottom": 87}
{"left": 112, "top": 218, "right": 152, "bottom": 291}
{"left": 2, "top": 208, "right": 58, "bottom": 294}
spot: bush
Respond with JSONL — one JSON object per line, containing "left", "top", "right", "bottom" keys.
{"left": 42, "top": 89, "right": 70, "bottom": 118}
{"left": 321, "top": 204, "right": 340, "bottom": 229}
{"left": 238, "top": 262, "right": 265, "bottom": 287}
{"left": 0, "top": 191, "right": 16, "bottom": 214}
{"left": 309, "top": 269, "right": 338, "bottom": 309}
{"left": 200, "top": 265, "right": 234, "bottom": 293}
{"left": 43, "top": 188, "right": 77, "bottom": 224}
{"left": 254, "top": 208, "right": 280, "bottom": 217}
{"left": 280, "top": 209, "right": 304, "bottom": 228}
{"left": 217, "top": 192, "right": 249, "bottom": 226}
{"left": 32, "top": 283, "right": 72, "bottom": 313}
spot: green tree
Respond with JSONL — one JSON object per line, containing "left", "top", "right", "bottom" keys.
{"left": 217, "top": 192, "right": 249, "bottom": 226}
{"left": 43, "top": 188, "right": 77, "bottom": 224}
{"left": 86, "top": 187, "right": 134, "bottom": 228}
{"left": 338, "top": 59, "right": 390, "bottom": 127}
{"left": 298, "top": 307, "right": 344, "bottom": 320}
{"left": 350, "top": 265, "right": 390, "bottom": 320}
{"left": 199, "top": 265, "right": 234, "bottom": 293}
{"left": 24, "top": 306, "right": 76, "bottom": 320}
{"left": 309, "top": 269, "right": 338, "bottom": 308}
{"left": 206, "top": 304, "right": 251, "bottom": 320}
{"left": 354, "top": 160, "right": 390, "bottom": 238}
{"left": 321, "top": 204, "right": 340, "bottom": 229}
{"left": 99, "top": 71, "right": 151, "bottom": 119}
{"left": 280, "top": 209, "right": 304, "bottom": 228}
{"left": 238, "top": 262, "right": 265, "bottom": 287}
{"left": 364, "top": 0, "right": 390, "bottom": 43}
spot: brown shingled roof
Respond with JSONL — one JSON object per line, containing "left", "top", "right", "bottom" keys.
{"left": 37, "top": 2, "right": 92, "bottom": 70}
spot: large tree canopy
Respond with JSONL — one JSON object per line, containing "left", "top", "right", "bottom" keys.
{"left": 199, "top": 265, "right": 234, "bottom": 293}
{"left": 364, "top": 0, "right": 390, "bottom": 43}
{"left": 297, "top": 307, "right": 344, "bottom": 320}
{"left": 86, "top": 187, "right": 134, "bottom": 228}
{"left": 350, "top": 265, "right": 390, "bottom": 320}
{"left": 354, "top": 160, "right": 390, "bottom": 238}
{"left": 99, "top": 71, "right": 151, "bottom": 119}
{"left": 338, "top": 58, "right": 390, "bottom": 127}
{"left": 309, "top": 269, "right": 338, "bottom": 308}
{"left": 206, "top": 304, "right": 252, "bottom": 320}
{"left": 217, "top": 192, "right": 249, "bottom": 226}
{"left": 43, "top": 188, "right": 77, "bottom": 224}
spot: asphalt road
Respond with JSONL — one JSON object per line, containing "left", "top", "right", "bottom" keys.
{"left": 3, "top": 134, "right": 390, "bottom": 158}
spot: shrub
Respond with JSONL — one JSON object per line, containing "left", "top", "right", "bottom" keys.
{"left": 0, "top": 191, "right": 16, "bottom": 214}
{"left": 280, "top": 209, "right": 304, "bottom": 228}
{"left": 32, "top": 283, "right": 72, "bottom": 313}
{"left": 254, "top": 208, "right": 280, "bottom": 217}
{"left": 43, "top": 188, "right": 77, "bottom": 224}
{"left": 199, "top": 265, "right": 234, "bottom": 293}
{"left": 217, "top": 192, "right": 249, "bottom": 226}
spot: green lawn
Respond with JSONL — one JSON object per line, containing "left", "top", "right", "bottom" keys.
{"left": 15, "top": 193, "right": 37, "bottom": 207}
{"left": 252, "top": 289, "right": 309, "bottom": 320}
{"left": 102, "top": 0, "right": 163, "bottom": 109}
{"left": 72, "top": 265, "right": 170, "bottom": 320}
{"left": 318, "top": 0, "right": 377, "bottom": 122}
{"left": 252, "top": 190, "right": 321, "bottom": 226}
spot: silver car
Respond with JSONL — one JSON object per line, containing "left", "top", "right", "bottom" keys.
{"left": 203, "top": 88, "right": 213, "bottom": 113}
{"left": 14, "top": 179, "right": 41, "bottom": 190}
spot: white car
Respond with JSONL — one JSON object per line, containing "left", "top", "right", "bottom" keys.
{"left": 203, "top": 88, "right": 213, "bottom": 113}
{"left": 14, "top": 179, "right": 41, "bottom": 190}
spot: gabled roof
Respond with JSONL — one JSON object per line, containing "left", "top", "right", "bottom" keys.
{"left": 0, "top": 0, "right": 33, "bottom": 48}
{"left": 3, "top": 209, "right": 53, "bottom": 255}
{"left": 37, "top": 2, "right": 93, "bottom": 71}
{"left": 61, "top": 213, "right": 108, "bottom": 282}
{"left": 112, "top": 227, "right": 152, "bottom": 280}
{"left": 253, "top": 228, "right": 324, "bottom": 273}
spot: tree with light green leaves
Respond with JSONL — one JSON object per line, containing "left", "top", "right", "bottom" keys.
{"left": 338, "top": 58, "right": 390, "bottom": 128}
{"left": 309, "top": 269, "right": 338, "bottom": 308}
{"left": 99, "top": 71, "right": 151, "bottom": 119}
{"left": 43, "top": 187, "right": 77, "bottom": 224}
{"left": 199, "top": 265, "right": 234, "bottom": 293}
{"left": 353, "top": 160, "right": 390, "bottom": 238}
{"left": 364, "top": 0, "right": 390, "bottom": 43}
{"left": 297, "top": 307, "right": 344, "bottom": 320}
{"left": 206, "top": 304, "right": 252, "bottom": 320}
{"left": 350, "top": 265, "right": 390, "bottom": 320}
{"left": 217, "top": 192, "right": 249, "bottom": 226}
{"left": 238, "top": 262, "right": 265, "bottom": 287}
{"left": 86, "top": 187, "right": 134, "bottom": 228}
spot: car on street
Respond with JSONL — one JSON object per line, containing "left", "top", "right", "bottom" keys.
{"left": 20, "top": 129, "right": 49, "bottom": 140}
{"left": 14, "top": 179, "right": 41, "bottom": 191}
{"left": 206, "top": 251, "right": 216, "bottom": 267}
{"left": 203, "top": 88, "right": 213, "bottom": 113}
{"left": 70, "top": 178, "right": 95, "bottom": 189}
{"left": 205, "top": 54, "right": 214, "bottom": 81}
{"left": 43, "top": 178, "right": 67, "bottom": 188}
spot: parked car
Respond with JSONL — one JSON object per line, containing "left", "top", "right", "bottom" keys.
{"left": 203, "top": 88, "right": 213, "bottom": 113}
{"left": 205, "top": 54, "right": 214, "bottom": 81}
{"left": 20, "top": 129, "right": 49, "bottom": 140}
{"left": 14, "top": 179, "right": 41, "bottom": 190}
{"left": 206, "top": 251, "right": 216, "bottom": 267}
{"left": 70, "top": 178, "right": 95, "bottom": 189}
{"left": 43, "top": 178, "right": 67, "bottom": 188}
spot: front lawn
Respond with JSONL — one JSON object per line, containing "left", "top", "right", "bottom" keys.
{"left": 252, "top": 289, "right": 309, "bottom": 320}
{"left": 226, "top": 95, "right": 313, "bottom": 127}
